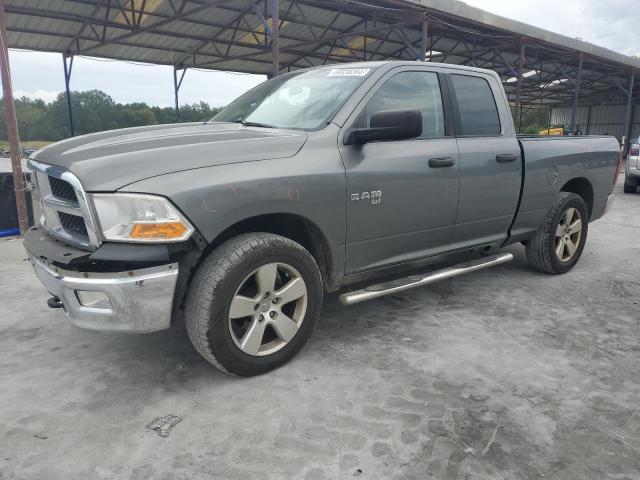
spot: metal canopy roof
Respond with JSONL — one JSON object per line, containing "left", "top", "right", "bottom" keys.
{"left": 4, "top": 0, "right": 639, "bottom": 107}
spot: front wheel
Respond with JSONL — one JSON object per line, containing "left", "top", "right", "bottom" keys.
{"left": 526, "top": 192, "right": 589, "bottom": 274}
{"left": 185, "top": 233, "right": 323, "bottom": 376}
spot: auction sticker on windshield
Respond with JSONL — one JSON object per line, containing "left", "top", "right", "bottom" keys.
{"left": 327, "top": 68, "right": 370, "bottom": 77}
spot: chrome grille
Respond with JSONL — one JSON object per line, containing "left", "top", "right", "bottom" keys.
{"left": 58, "top": 212, "right": 89, "bottom": 238}
{"left": 49, "top": 176, "right": 78, "bottom": 203}
{"left": 28, "top": 159, "right": 100, "bottom": 251}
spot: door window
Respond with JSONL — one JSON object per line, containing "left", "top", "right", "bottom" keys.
{"left": 450, "top": 74, "right": 501, "bottom": 136}
{"left": 355, "top": 71, "right": 446, "bottom": 138}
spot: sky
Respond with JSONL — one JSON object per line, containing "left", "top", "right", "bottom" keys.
{"left": 9, "top": 51, "right": 266, "bottom": 108}
{"left": 7, "top": 0, "right": 639, "bottom": 108}
{"left": 462, "top": 0, "right": 640, "bottom": 58}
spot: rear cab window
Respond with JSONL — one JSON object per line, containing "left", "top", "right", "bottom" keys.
{"left": 449, "top": 74, "right": 502, "bottom": 136}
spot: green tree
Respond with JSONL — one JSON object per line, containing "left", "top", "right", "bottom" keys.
{"left": 0, "top": 89, "right": 225, "bottom": 142}
{"left": 179, "top": 101, "right": 222, "bottom": 122}
{"left": 118, "top": 102, "right": 159, "bottom": 128}
{"left": 511, "top": 104, "right": 553, "bottom": 134}
{"left": 151, "top": 106, "right": 175, "bottom": 125}
{"left": 15, "top": 97, "right": 48, "bottom": 140}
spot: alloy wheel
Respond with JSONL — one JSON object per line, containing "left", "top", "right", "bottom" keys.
{"left": 228, "top": 263, "right": 308, "bottom": 356}
{"left": 555, "top": 207, "right": 582, "bottom": 262}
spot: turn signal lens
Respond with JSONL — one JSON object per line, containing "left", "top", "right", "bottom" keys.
{"left": 130, "top": 222, "right": 188, "bottom": 240}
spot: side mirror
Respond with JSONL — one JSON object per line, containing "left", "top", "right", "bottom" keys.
{"left": 346, "top": 109, "right": 422, "bottom": 145}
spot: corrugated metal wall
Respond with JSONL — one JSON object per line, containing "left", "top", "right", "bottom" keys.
{"left": 550, "top": 104, "right": 640, "bottom": 141}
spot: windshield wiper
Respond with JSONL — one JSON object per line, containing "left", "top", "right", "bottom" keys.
{"left": 233, "top": 119, "right": 275, "bottom": 128}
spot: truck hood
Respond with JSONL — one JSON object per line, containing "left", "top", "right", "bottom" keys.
{"left": 31, "top": 122, "right": 308, "bottom": 191}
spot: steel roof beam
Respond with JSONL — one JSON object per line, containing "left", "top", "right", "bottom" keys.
{"left": 21, "top": 0, "right": 640, "bottom": 72}
{"left": 66, "top": 1, "right": 223, "bottom": 55}
{"left": 65, "top": 0, "right": 107, "bottom": 51}
{"left": 176, "top": 0, "right": 280, "bottom": 67}
{"left": 7, "top": 3, "right": 411, "bottom": 65}
{"left": 5, "top": 25, "right": 310, "bottom": 71}
{"left": 191, "top": 20, "right": 414, "bottom": 68}
{"left": 280, "top": 4, "right": 346, "bottom": 68}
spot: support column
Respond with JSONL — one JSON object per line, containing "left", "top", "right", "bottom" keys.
{"left": 62, "top": 54, "right": 74, "bottom": 137}
{"left": 519, "top": 108, "right": 523, "bottom": 134}
{"left": 622, "top": 72, "right": 635, "bottom": 149}
{"left": 514, "top": 41, "right": 526, "bottom": 133}
{"left": 363, "top": 19, "right": 367, "bottom": 60}
{"left": 419, "top": 13, "right": 429, "bottom": 62}
{"left": 271, "top": 0, "right": 280, "bottom": 77}
{"left": 0, "top": 0, "right": 28, "bottom": 234}
{"left": 570, "top": 54, "right": 583, "bottom": 135}
{"left": 173, "top": 66, "right": 187, "bottom": 123}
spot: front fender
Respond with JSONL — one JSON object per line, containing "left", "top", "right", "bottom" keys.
{"left": 119, "top": 127, "right": 346, "bottom": 280}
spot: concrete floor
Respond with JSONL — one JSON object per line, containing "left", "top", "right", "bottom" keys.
{"left": 2, "top": 181, "right": 640, "bottom": 480}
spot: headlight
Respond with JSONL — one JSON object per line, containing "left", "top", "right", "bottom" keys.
{"left": 91, "top": 193, "right": 194, "bottom": 243}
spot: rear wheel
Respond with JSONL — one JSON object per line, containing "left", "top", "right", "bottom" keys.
{"left": 526, "top": 192, "right": 588, "bottom": 274}
{"left": 624, "top": 175, "right": 638, "bottom": 193}
{"left": 185, "top": 233, "right": 323, "bottom": 376}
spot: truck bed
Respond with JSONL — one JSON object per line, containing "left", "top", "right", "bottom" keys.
{"left": 509, "top": 135, "right": 620, "bottom": 241}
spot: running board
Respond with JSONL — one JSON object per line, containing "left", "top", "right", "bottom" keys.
{"left": 338, "top": 252, "right": 514, "bottom": 306}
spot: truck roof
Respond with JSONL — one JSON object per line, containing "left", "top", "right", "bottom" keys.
{"left": 306, "top": 60, "right": 502, "bottom": 79}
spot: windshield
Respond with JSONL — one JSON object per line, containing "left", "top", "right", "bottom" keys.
{"left": 212, "top": 67, "right": 374, "bottom": 131}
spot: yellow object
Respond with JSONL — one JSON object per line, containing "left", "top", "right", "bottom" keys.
{"left": 130, "top": 222, "right": 188, "bottom": 240}
{"left": 539, "top": 127, "right": 564, "bottom": 136}
{"left": 113, "top": 0, "right": 163, "bottom": 26}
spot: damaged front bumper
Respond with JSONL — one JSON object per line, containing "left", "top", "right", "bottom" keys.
{"left": 29, "top": 255, "right": 178, "bottom": 333}
{"left": 23, "top": 227, "right": 186, "bottom": 333}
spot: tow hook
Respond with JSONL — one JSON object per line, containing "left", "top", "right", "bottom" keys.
{"left": 47, "top": 296, "right": 64, "bottom": 309}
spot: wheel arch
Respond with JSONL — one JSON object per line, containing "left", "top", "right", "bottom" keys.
{"left": 560, "top": 177, "right": 594, "bottom": 219}
{"left": 202, "top": 213, "right": 336, "bottom": 291}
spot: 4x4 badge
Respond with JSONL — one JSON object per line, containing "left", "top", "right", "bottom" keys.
{"left": 351, "top": 189, "right": 382, "bottom": 206}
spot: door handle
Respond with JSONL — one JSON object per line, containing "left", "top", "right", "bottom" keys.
{"left": 496, "top": 153, "right": 518, "bottom": 163}
{"left": 428, "top": 157, "right": 456, "bottom": 168}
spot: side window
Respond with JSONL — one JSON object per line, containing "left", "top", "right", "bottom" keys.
{"left": 450, "top": 74, "right": 501, "bottom": 136}
{"left": 356, "top": 71, "right": 446, "bottom": 138}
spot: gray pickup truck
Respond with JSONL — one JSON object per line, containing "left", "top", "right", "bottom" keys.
{"left": 24, "top": 61, "right": 620, "bottom": 376}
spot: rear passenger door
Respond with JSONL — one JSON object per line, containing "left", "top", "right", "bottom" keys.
{"left": 340, "top": 67, "right": 459, "bottom": 273}
{"left": 447, "top": 72, "right": 522, "bottom": 249}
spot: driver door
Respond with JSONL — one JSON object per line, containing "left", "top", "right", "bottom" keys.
{"left": 339, "top": 67, "right": 460, "bottom": 274}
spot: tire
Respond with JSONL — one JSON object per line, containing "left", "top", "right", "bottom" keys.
{"left": 185, "top": 233, "right": 323, "bottom": 376}
{"left": 526, "top": 192, "right": 589, "bottom": 274}
{"left": 624, "top": 175, "right": 638, "bottom": 193}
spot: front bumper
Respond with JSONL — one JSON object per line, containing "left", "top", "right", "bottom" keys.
{"left": 29, "top": 255, "right": 178, "bottom": 333}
